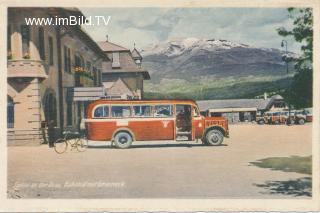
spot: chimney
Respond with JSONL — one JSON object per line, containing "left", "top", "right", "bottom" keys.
{"left": 264, "top": 92, "right": 267, "bottom": 100}
{"left": 106, "top": 35, "right": 108, "bottom": 42}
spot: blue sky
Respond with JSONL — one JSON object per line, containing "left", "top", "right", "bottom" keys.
{"left": 81, "top": 7, "right": 300, "bottom": 53}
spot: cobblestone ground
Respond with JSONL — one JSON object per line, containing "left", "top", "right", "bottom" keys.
{"left": 7, "top": 124, "right": 312, "bottom": 198}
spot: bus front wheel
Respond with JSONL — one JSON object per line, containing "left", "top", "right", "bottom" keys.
{"left": 204, "top": 129, "right": 224, "bottom": 146}
{"left": 114, "top": 131, "right": 133, "bottom": 149}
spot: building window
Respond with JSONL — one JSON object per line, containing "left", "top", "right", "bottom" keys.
{"left": 86, "top": 61, "right": 91, "bottom": 72}
{"left": 38, "top": 27, "right": 45, "bottom": 60}
{"left": 66, "top": 101, "right": 73, "bottom": 126}
{"left": 21, "top": 25, "right": 30, "bottom": 58}
{"left": 274, "top": 102, "right": 286, "bottom": 108}
{"left": 93, "top": 66, "right": 97, "bottom": 85}
{"left": 7, "top": 25, "right": 11, "bottom": 55}
{"left": 67, "top": 48, "right": 71, "bottom": 72}
{"left": 48, "top": 36, "right": 54, "bottom": 65}
{"left": 97, "top": 69, "right": 101, "bottom": 85}
{"left": 112, "top": 52, "right": 120, "bottom": 68}
{"left": 44, "top": 92, "right": 57, "bottom": 126}
{"left": 64, "top": 46, "right": 67, "bottom": 72}
{"left": 75, "top": 55, "right": 80, "bottom": 67}
{"left": 80, "top": 56, "right": 84, "bottom": 68}
{"left": 7, "top": 96, "right": 14, "bottom": 128}
{"left": 74, "top": 54, "right": 85, "bottom": 86}
{"left": 64, "top": 46, "right": 71, "bottom": 72}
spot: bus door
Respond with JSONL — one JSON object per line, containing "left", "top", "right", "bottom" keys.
{"left": 175, "top": 104, "right": 192, "bottom": 140}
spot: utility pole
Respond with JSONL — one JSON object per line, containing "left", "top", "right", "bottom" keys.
{"left": 281, "top": 40, "right": 289, "bottom": 74}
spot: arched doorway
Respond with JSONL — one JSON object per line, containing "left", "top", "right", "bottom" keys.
{"left": 43, "top": 90, "right": 57, "bottom": 126}
{"left": 7, "top": 96, "right": 14, "bottom": 128}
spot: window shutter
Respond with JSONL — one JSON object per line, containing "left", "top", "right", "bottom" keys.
{"left": 112, "top": 52, "right": 120, "bottom": 68}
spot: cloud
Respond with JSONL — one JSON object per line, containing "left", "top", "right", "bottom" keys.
{"left": 80, "top": 7, "right": 301, "bottom": 53}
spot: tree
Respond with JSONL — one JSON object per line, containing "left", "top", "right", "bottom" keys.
{"left": 277, "top": 8, "right": 313, "bottom": 108}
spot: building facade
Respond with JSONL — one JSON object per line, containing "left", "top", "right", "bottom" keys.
{"left": 97, "top": 40, "right": 150, "bottom": 100}
{"left": 7, "top": 8, "right": 109, "bottom": 145}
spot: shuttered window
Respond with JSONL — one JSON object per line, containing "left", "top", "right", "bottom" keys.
{"left": 64, "top": 46, "right": 68, "bottom": 71}
{"left": 48, "top": 36, "right": 54, "bottom": 65}
{"left": 112, "top": 52, "right": 120, "bottom": 68}
{"left": 7, "top": 25, "right": 11, "bottom": 53}
{"left": 21, "top": 25, "right": 30, "bottom": 58}
{"left": 38, "top": 27, "right": 45, "bottom": 60}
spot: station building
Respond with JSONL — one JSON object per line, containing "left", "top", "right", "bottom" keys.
{"left": 197, "top": 95, "right": 287, "bottom": 123}
{"left": 7, "top": 7, "right": 150, "bottom": 145}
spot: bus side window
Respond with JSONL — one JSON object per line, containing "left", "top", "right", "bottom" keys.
{"left": 133, "top": 105, "right": 152, "bottom": 117}
{"left": 94, "top": 105, "right": 109, "bottom": 118}
{"left": 154, "top": 105, "right": 173, "bottom": 117}
{"left": 111, "top": 105, "right": 131, "bottom": 118}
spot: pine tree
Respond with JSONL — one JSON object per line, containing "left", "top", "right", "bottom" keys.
{"left": 277, "top": 8, "right": 313, "bottom": 108}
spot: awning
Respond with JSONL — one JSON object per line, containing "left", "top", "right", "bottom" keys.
{"left": 67, "top": 87, "right": 105, "bottom": 102}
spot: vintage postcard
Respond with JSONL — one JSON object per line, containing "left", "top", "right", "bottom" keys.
{"left": 0, "top": 0, "right": 319, "bottom": 212}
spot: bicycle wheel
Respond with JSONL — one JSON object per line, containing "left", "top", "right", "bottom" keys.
{"left": 54, "top": 139, "right": 68, "bottom": 154}
{"left": 76, "top": 137, "right": 88, "bottom": 152}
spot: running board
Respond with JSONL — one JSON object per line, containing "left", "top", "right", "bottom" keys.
{"left": 176, "top": 135, "right": 192, "bottom": 141}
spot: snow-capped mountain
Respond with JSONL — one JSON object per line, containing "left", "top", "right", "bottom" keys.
{"left": 142, "top": 37, "right": 297, "bottom": 78}
{"left": 141, "top": 37, "right": 251, "bottom": 57}
{"left": 141, "top": 38, "right": 297, "bottom": 99}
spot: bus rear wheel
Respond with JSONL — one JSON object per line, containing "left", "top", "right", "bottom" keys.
{"left": 114, "top": 131, "right": 133, "bottom": 149}
{"left": 204, "top": 129, "right": 224, "bottom": 146}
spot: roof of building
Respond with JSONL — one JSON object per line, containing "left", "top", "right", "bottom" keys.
{"left": 102, "top": 51, "right": 150, "bottom": 79}
{"left": 97, "top": 41, "right": 129, "bottom": 52}
{"left": 271, "top": 94, "right": 284, "bottom": 100}
{"left": 105, "top": 78, "right": 134, "bottom": 96}
{"left": 131, "top": 48, "right": 142, "bottom": 59}
{"left": 197, "top": 98, "right": 273, "bottom": 112}
{"left": 46, "top": 8, "right": 110, "bottom": 61}
{"left": 103, "top": 69, "right": 150, "bottom": 80}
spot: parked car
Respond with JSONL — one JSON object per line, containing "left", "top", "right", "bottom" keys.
{"left": 256, "top": 114, "right": 267, "bottom": 124}
{"left": 304, "top": 108, "right": 313, "bottom": 122}
{"left": 263, "top": 111, "right": 286, "bottom": 124}
{"left": 260, "top": 110, "right": 307, "bottom": 125}
{"left": 292, "top": 110, "right": 307, "bottom": 125}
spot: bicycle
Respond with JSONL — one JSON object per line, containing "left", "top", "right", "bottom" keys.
{"left": 54, "top": 130, "right": 88, "bottom": 154}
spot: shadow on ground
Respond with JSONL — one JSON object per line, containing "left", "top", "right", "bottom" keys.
{"left": 87, "top": 143, "right": 228, "bottom": 149}
{"left": 254, "top": 177, "right": 312, "bottom": 197}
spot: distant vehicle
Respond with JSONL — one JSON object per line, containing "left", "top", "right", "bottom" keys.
{"left": 256, "top": 114, "right": 268, "bottom": 125}
{"left": 292, "top": 110, "right": 307, "bottom": 125}
{"left": 304, "top": 108, "right": 313, "bottom": 122}
{"left": 85, "top": 99, "right": 229, "bottom": 148}
{"left": 267, "top": 111, "right": 287, "bottom": 124}
{"left": 258, "top": 110, "right": 309, "bottom": 125}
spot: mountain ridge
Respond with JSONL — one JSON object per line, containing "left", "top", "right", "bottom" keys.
{"left": 140, "top": 38, "right": 296, "bottom": 99}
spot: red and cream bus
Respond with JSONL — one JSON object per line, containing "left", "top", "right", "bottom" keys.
{"left": 85, "top": 99, "right": 229, "bottom": 148}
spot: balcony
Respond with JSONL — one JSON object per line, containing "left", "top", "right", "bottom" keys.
{"left": 78, "top": 75, "right": 94, "bottom": 86}
{"left": 74, "top": 67, "right": 94, "bottom": 87}
{"left": 7, "top": 59, "right": 48, "bottom": 79}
